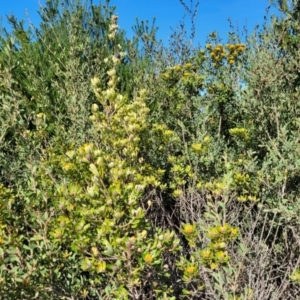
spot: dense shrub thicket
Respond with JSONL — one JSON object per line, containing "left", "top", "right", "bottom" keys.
{"left": 1, "top": 0, "right": 300, "bottom": 299}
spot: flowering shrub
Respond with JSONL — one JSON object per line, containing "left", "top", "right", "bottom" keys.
{"left": 1, "top": 0, "right": 300, "bottom": 299}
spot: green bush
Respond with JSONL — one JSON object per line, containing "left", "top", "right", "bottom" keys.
{"left": 1, "top": 0, "right": 300, "bottom": 299}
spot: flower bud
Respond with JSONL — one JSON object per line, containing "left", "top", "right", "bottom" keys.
{"left": 91, "top": 77, "right": 100, "bottom": 87}
{"left": 91, "top": 247, "right": 99, "bottom": 257}
{"left": 91, "top": 104, "right": 99, "bottom": 112}
{"left": 107, "top": 69, "right": 116, "bottom": 77}
{"left": 89, "top": 115, "right": 96, "bottom": 122}
{"left": 106, "top": 88, "right": 116, "bottom": 100}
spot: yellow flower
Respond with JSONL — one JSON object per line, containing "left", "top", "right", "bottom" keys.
{"left": 91, "top": 103, "right": 99, "bottom": 112}
{"left": 237, "top": 195, "right": 248, "bottom": 202}
{"left": 207, "top": 227, "right": 219, "bottom": 240}
{"left": 89, "top": 115, "right": 96, "bottom": 122}
{"left": 62, "top": 163, "right": 73, "bottom": 171}
{"left": 218, "top": 223, "right": 230, "bottom": 235}
{"left": 164, "top": 130, "right": 174, "bottom": 137}
{"left": 196, "top": 182, "right": 202, "bottom": 189}
{"left": 83, "top": 143, "right": 94, "bottom": 154}
{"left": 215, "top": 250, "right": 225, "bottom": 259}
{"left": 172, "top": 189, "right": 183, "bottom": 197}
{"left": 185, "top": 265, "right": 197, "bottom": 275}
{"left": 95, "top": 261, "right": 106, "bottom": 273}
{"left": 157, "top": 169, "right": 165, "bottom": 175}
{"left": 182, "top": 223, "right": 196, "bottom": 235}
{"left": 191, "top": 143, "right": 202, "bottom": 153}
{"left": 200, "top": 248, "right": 211, "bottom": 259}
{"left": 229, "top": 127, "right": 249, "bottom": 139}
{"left": 248, "top": 195, "right": 259, "bottom": 202}
{"left": 91, "top": 77, "right": 100, "bottom": 87}
{"left": 174, "top": 65, "right": 182, "bottom": 71}
{"left": 210, "top": 262, "right": 218, "bottom": 270}
{"left": 215, "top": 251, "right": 229, "bottom": 264}
{"left": 36, "top": 112, "right": 45, "bottom": 119}
{"left": 144, "top": 253, "right": 153, "bottom": 264}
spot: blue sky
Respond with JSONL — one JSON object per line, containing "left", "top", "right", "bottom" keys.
{"left": 0, "top": 0, "right": 277, "bottom": 46}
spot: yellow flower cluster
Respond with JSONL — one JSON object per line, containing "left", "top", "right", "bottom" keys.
{"left": 176, "top": 255, "right": 199, "bottom": 284}
{"left": 237, "top": 194, "right": 259, "bottom": 202}
{"left": 206, "top": 43, "right": 245, "bottom": 67}
{"left": 161, "top": 62, "right": 204, "bottom": 89}
{"left": 234, "top": 172, "right": 250, "bottom": 186}
{"left": 226, "top": 43, "right": 245, "bottom": 64}
{"left": 191, "top": 136, "right": 211, "bottom": 155}
{"left": 181, "top": 223, "right": 196, "bottom": 235}
{"left": 184, "top": 264, "right": 197, "bottom": 276}
{"left": 229, "top": 127, "right": 250, "bottom": 140}
{"left": 233, "top": 171, "right": 260, "bottom": 202}
{"left": 200, "top": 223, "right": 239, "bottom": 269}
{"left": 180, "top": 223, "right": 198, "bottom": 248}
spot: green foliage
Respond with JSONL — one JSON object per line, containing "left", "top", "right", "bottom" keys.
{"left": 2, "top": 0, "right": 300, "bottom": 299}
{"left": 0, "top": 0, "right": 143, "bottom": 188}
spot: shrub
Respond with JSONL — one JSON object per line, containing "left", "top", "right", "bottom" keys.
{"left": 1, "top": 0, "right": 300, "bottom": 299}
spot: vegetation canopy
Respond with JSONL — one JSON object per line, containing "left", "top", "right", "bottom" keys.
{"left": 1, "top": 0, "right": 300, "bottom": 299}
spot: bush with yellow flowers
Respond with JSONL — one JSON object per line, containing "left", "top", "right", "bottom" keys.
{"left": 200, "top": 223, "right": 239, "bottom": 270}
{"left": 205, "top": 42, "right": 245, "bottom": 68}
{"left": 44, "top": 44, "right": 183, "bottom": 298}
{"left": 3, "top": 0, "right": 300, "bottom": 299}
